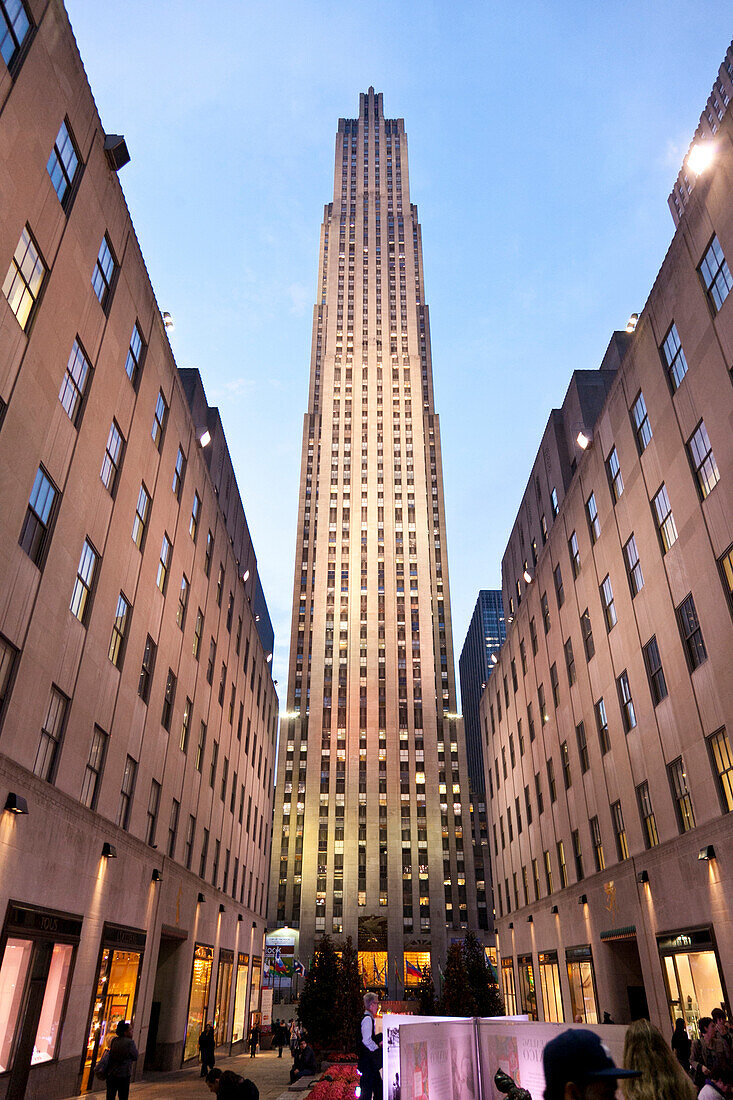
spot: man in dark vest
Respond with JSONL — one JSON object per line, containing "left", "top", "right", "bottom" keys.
{"left": 358, "top": 992, "right": 383, "bottom": 1100}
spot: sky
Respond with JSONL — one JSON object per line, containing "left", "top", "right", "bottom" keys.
{"left": 65, "top": 1, "right": 728, "bottom": 701}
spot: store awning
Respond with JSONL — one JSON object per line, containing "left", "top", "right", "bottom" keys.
{"left": 600, "top": 925, "right": 637, "bottom": 942}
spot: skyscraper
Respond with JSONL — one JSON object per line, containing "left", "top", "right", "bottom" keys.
{"left": 459, "top": 590, "right": 507, "bottom": 793}
{"left": 269, "top": 89, "right": 486, "bottom": 991}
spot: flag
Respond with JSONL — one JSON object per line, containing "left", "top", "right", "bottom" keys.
{"left": 437, "top": 964, "right": 445, "bottom": 981}
{"left": 394, "top": 959, "right": 402, "bottom": 984}
{"left": 273, "top": 947, "right": 288, "bottom": 975}
{"left": 294, "top": 959, "right": 306, "bottom": 976}
{"left": 405, "top": 959, "right": 422, "bottom": 981}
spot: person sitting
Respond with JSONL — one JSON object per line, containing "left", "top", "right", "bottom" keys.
{"left": 206, "top": 1067, "right": 259, "bottom": 1100}
{"left": 290, "top": 1038, "right": 317, "bottom": 1084}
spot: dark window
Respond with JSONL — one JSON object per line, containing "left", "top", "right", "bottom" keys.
{"left": 193, "top": 608, "right": 203, "bottom": 660}
{"left": 125, "top": 321, "right": 145, "bottom": 385}
{"left": 535, "top": 772, "right": 544, "bottom": 815}
{"left": 611, "top": 800, "right": 629, "bottom": 860}
{"left": 595, "top": 698, "right": 610, "bottom": 754}
{"left": 47, "top": 119, "right": 80, "bottom": 208}
{"left": 152, "top": 390, "right": 168, "bottom": 450}
{"left": 168, "top": 798, "right": 180, "bottom": 858}
{"left": 59, "top": 339, "right": 91, "bottom": 425}
{"left": 132, "top": 483, "right": 151, "bottom": 549}
{"left": 190, "top": 492, "right": 201, "bottom": 542}
{"left": 699, "top": 235, "right": 733, "bottom": 313}
{"left": 117, "top": 755, "right": 137, "bottom": 830}
{"left": 554, "top": 564, "right": 564, "bottom": 607}
{"left": 34, "top": 686, "right": 68, "bottom": 781}
{"left": 576, "top": 721, "right": 589, "bottom": 773}
{"left": 617, "top": 670, "right": 637, "bottom": 732}
{"left": 586, "top": 492, "right": 600, "bottom": 543}
{"left": 92, "top": 234, "right": 117, "bottom": 311}
{"left": 631, "top": 392, "right": 652, "bottom": 453}
{"left": 600, "top": 575, "right": 617, "bottom": 631}
{"left": 668, "top": 757, "right": 695, "bottom": 833}
{"left": 108, "top": 593, "right": 130, "bottom": 668}
{"left": 195, "top": 721, "right": 206, "bottom": 772}
{"left": 80, "top": 726, "right": 107, "bottom": 810}
{"left": 564, "top": 637, "right": 576, "bottom": 686}
{"left": 623, "top": 534, "right": 644, "bottom": 597}
{"left": 19, "top": 466, "right": 58, "bottom": 566}
{"left": 2, "top": 225, "right": 46, "bottom": 330}
{"left": 550, "top": 663, "right": 560, "bottom": 708}
{"left": 209, "top": 740, "right": 218, "bottom": 788}
{"left": 184, "top": 815, "right": 196, "bottom": 870}
{"left": 538, "top": 684, "right": 548, "bottom": 725}
{"left": 606, "top": 446, "right": 624, "bottom": 502}
{"left": 100, "top": 420, "right": 124, "bottom": 493}
{"left": 569, "top": 531, "right": 580, "bottom": 577}
{"left": 676, "top": 593, "right": 707, "bottom": 671}
{"left": 547, "top": 758, "right": 557, "bottom": 803}
{"left": 199, "top": 827, "right": 209, "bottom": 878}
{"left": 687, "top": 421, "right": 720, "bottom": 499}
{"left": 161, "top": 669, "right": 176, "bottom": 730}
{"left": 561, "top": 741, "right": 571, "bottom": 789}
{"left": 643, "top": 636, "right": 668, "bottom": 705}
{"left": 572, "top": 829, "right": 584, "bottom": 880}
{"left": 660, "top": 323, "right": 688, "bottom": 391}
{"left": 157, "top": 534, "right": 172, "bottom": 593}
{"left": 636, "top": 780, "right": 659, "bottom": 848}
{"left": 138, "top": 634, "right": 157, "bottom": 702}
{"left": 590, "top": 816, "right": 605, "bottom": 871}
{"left": 172, "top": 446, "right": 186, "bottom": 499}
{"left": 541, "top": 592, "right": 551, "bottom": 634}
{"left": 530, "top": 618, "right": 538, "bottom": 655}
{"left": 179, "top": 697, "right": 192, "bottom": 753}
{"left": 580, "top": 608, "right": 594, "bottom": 661}
{"left": 652, "top": 484, "right": 678, "bottom": 552}
{"left": 146, "top": 780, "right": 161, "bottom": 845}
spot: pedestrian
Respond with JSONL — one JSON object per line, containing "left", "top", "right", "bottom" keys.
{"left": 290, "top": 1038, "right": 317, "bottom": 1084}
{"left": 248, "top": 1021, "right": 260, "bottom": 1058}
{"left": 699, "top": 1069, "right": 733, "bottom": 1100}
{"left": 621, "top": 1018, "right": 696, "bottom": 1100}
{"left": 708, "top": 1009, "right": 733, "bottom": 1078}
{"left": 670, "top": 1019, "right": 692, "bottom": 1075}
{"left": 290, "top": 1019, "right": 300, "bottom": 1057}
{"left": 275, "top": 1019, "right": 286, "bottom": 1057}
{"left": 199, "top": 1022, "right": 216, "bottom": 1078}
{"left": 101, "top": 1020, "right": 138, "bottom": 1100}
{"left": 358, "top": 992, "right": 383, "bottom": 1100}
{"left": 541, "top": 1027, "right": 639, "bottom": 1100}
{"left": 206, "top": 1067, "right": 260, "bottom": 1100}
{"left": 691, "top": 1018, "right": 715, "bottom": 1090}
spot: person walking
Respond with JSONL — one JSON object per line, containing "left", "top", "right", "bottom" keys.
{"left": 248, "top": 1021, "right": 260, "bottom": 1058}
{"left": 199, "top": 1023, "right": 216, "bottom": 1078}
{"left": 691, "top": 1018, "right": 715, "bottom": 1090}
{"left": 621, "top": 1018, "right": 696, "bottom": 1100}
{"left": 103, "top": 1021, "right": 138, "bottom": 1100}
{"left": 671, "top": 1019, "right": 692, "bottom": 1076}
{"left": 289, "top": 1019, "right": 300, "bottom": 1058}
{"left": 358, "top": 992, "right": 383, "bottom": 1100}
{"left": 274, "top": 1020, "right": 286, "bottom": 1058}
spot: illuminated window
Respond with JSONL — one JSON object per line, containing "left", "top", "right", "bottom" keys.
{"left": 2, "top": 225, "right": 46, "bottom": 330}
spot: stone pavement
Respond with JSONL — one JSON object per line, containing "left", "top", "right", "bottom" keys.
{"left": 67, "top": 1048, "right": 297, "bottom": 1100}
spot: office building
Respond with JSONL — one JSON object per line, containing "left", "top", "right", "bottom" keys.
{"left": 269, "top": 89, "right": 488, "bottom": 993}
{"left": 0, "top": 3, "right": 276, "bottom": 1096}
{"left": 459, "top": 590, "right": 506, "bottom": 794}
{"left": 482, "top": 50, "right": 733, "bottom": 1031}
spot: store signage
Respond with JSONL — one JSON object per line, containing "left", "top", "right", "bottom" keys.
{"left": 658, "top": 929, "right": 713, "bottom": 954}
{"left": 6, "top": 902, "right": 83, "bottom": 941}
{"left": 102, "top": 923, "right": 147, "bottom": 950}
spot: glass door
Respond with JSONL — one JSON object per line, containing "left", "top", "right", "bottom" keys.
{"left": 81, "top": 948, "right": 142, "bottom": 1090}
{"left": 184, "top": 944, "right": 213, "bottom": 1061}
{"left": 213, "top": 953, "right": 233, "bottom": 1045}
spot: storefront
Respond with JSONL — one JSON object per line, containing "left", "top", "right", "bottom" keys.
{"left": 0, "top": 901, "right": 81, "bottom": 1097}
{"left": 249, "top": 956, "right": 262, "bottom": 1031}
{"left": 538, "top": 951, "right": 564, "bottom": 1022}
{"left": 80, "top": 923, "right": 146, "bottom": 1090}
{"left": 517, "top": 954, "right": 538, "bottom": 1020}
{"left": 213, "top": 948, "right": 234, "bottom": 1046}
{"left": 565, "top": 945, "right": 598, "bottom": 1024}
{"left": 658, "top": 929, "right": 727, "bottom": 1036}
{"left": 184, "top": 943, "right": 214, "bottom": 1062}
{"left": 232, "top": 953, "right": 249, "bottom": 1045}
{"left": 501, "top": 957, "right": 517, "bottom": 1015}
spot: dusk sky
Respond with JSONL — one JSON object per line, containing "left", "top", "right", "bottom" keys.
{"left": 66, "top": 1, "right": 728, "bottom": 699}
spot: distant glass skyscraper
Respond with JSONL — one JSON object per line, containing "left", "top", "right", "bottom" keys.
{"left": 269, "top": 89, "right": 488, "bottom": 990}
{"left": 459, "top": 591, "right": 506, "bottom": 793}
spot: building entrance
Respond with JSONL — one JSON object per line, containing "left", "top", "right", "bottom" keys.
{"left": 659, "top": 929, "right": 726, "bottom": 1037}
{"left": 81, "top": 924, "right": 146, "bottom": 1090}
{"left": 213, "top": 948, "right": 234, "bottom": 1045}
{"left": 184, "top": 943, "right": 214, "bottom": 1062}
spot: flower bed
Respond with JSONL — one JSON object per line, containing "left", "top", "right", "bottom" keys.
{"left": 309, "top": 1063, "right": 359, "bottom": 1100}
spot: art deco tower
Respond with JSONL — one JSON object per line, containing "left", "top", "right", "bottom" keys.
{"left": 269, "top": 90, "right": 488, "bottom": 991}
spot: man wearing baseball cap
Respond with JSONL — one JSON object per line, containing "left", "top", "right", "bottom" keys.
{"left": 543, "top": 1029, "right": 641, "bottom": 1100}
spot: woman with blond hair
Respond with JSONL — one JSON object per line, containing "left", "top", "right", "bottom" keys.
{"left": 622, "top": 1019, "right": 697, "bottom": 1100}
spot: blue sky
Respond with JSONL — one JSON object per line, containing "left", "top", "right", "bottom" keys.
{"left": 65, "top": 1, "right": 728, "bottom": 699}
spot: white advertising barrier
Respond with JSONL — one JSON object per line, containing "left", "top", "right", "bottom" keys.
{"left": 398, "top": 1019, "right": 630, "bottom": 1100}
{"left": 260, "top": 987, "right": 273, "bottom": 1029}
{"left": 384, "top": 1015, "right": 528, "bottom": 1100}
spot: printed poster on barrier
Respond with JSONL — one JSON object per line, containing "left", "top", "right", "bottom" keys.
{"left": 398, "top": 1020, "right": 476, "bottom": 1100}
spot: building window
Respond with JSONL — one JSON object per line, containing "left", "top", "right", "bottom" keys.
{"left": 569, "top": 531, "right": 581, "bottom": 577}
{"left": 184, "top": 815, "right": 196, "bottom": 870}
{"left": 707, "top": 728, "right": 733, "bottom": 813}
{"left": 564, "top": 638, "right": 576, "bottom": 686}
{"left": 2, "top": 225, "right": 46, "bottom": 330}
{"left": 177, "top": 575, "right": 189, "bottom": 629}
{"left": 168, "top": 799, "right": 180, "bottom": 858}
{"left": 561, "top": 741, "right": 572, "bottom": 789}
{"left": 179, "top": 697, "right": 192, "bottom": 754}
{"left": 668, "top": 757, "right": 695, "bottom": 834}
{"left": 538, "top": 952, "right": 564, "bottom": 1022}
{"left": 556, "top": 840, "right": 568, "bottom": 887}
{"left": 216, "top": 564, "right": 224, "bottom": 607}
{"left": 152, "top": 390, "right": 168, "bottom": 450}
{"left": 0, "top": 634, "right": 18, "bottom": 723}
{"left": 108, "top": 593, "right": 130, "bottom": 668}
{"left": 538, "top": 684, "right": 549, "bottom": 725}
{"left": 206, "top": 638, "right": 216, "bottom": 685}
{"left": 543, "top": 849, "right": 553, "bottom": 893}
{"left": 172, "top": 446, "right": 186, "bottom": 500}
{"left": 34, "top": 686, "right": 67, "bottom": 781}
{"left": 19, "top": 466, "right": 58, "bottom": 567}
{"left": 125, "top": 321, "right": 145, "bottom": 385}
{"left": 617, "top": 670, "right": 636, "bottom": 732}
{"left": 652, "top": 484, "right": 677, "bottom": 552}
{"left": 643, "top": 636, "right": 668, "bottom": 706}
{"left": 92, "top": 234, "right": 117, "bottom": 310}
{"left": 580, "top": 608, "right": 594, "bottom": 661}
{"left": 157, "top": 534, "right": 172, "bottom": 594}
{"left": 576, "top": 721, "right": 589, "bottom": 773}
{"left": 554, "top": 564, "right": 564, "bottom": 607}
{"left": 195, "top": 721, "right": 206, "bottom": 773}
{"left": 145, "top": 780, "right": 161, "bottom": 846}
{"left": 611, "top": 800, "right": 629, "bottom": 860}
{"left": 59, "top": 339, "right": 91, "bottom": 425}
{"left": 600, "top": 575, "right": 617, "bottom": 631}
{"left": 118, "top": 755, "right": 137, "bottom": 830}
{"left": 631, "top": 392, "right": 652, "bottom": 453}
{"left": 586, "top": 492, "right": 600, "bottom": 544}
{"left": 80, "top": 726, "right": 107, "bottom": 810}
{"left": 551, "top": 487, "right": 559, "bottom": 517}
{"left": 47, "top": 119, "right": 80, "bottom": 208}
{"left": 551, "top": 663, "right": 560, "bottom": 708}
{"left": 193, "top": 608, "right": 203, "bottom": 660}
{"left": 594, "top": 698, "right": 610, "bottom": 754}
{"left": 530, "top": 617, "right": 538, "bottom": 655}
{"left": 541, "top": 592, "right": 551, "bottom": 634}
{"left": 699, "top": 235, "right": 733, "bottom": 313}
{"left": 132, "top": 483, "right": 151, "bottom": 549}
{"left": 572, "top": 829, "right": 584, "bottom": 880}
{"left": 676, "top": 594, "right": 707, "bottom": 671}
{"left": 69, "top": 539, "right": 98, "bottom": 624}
{"left": 661, "top": 322, "right": 688, "bottom": 391}
{"left": 590, "top": 816, "right": 604, "bottom": 871}
{"left": 0, "top": 0, "right": 32, "bottom": 71}
{"left": 190, "top": 492, "right": 201, "bottom": 542}
{"left": 606, "top": 446, "right": 624, "bottom": 502}
{"left": 138, "top": 635, "right": 156, "bottom": 703}
{"left": 623, "top": 534, "right": 644, "bottom": 597}
{"left": 100, "top": 420, "right": 124, "bottom": 492}
{"left": 718, "top": 545, "right": 733, "bottom": 616}
{"left": 205, "top": 530, "right": 213, "bottom": 577}
{"left": 636, "top": 780, "right": 659, "bottom": 848}
{"left": 161, "top": 669, "right": 176, "bottom": 731}
{"left": 547, "top": 758, "right": 557, "bottom": 803}
{"left": 687, "top": 421, "right": 720, "bottom": 499}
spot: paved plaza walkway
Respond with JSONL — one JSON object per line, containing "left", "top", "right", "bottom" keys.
{"left": 68, "top": 1048, "right": 297, "bottom": 1100}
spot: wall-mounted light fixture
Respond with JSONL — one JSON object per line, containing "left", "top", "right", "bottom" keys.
{"left": 578, "top": 894, "right": 588, "bottom": 905}
{"left": 507, "top": 921, "right": 514, "bottom": 929}
{"left": 219, "top": 904, "right": 226, "bottom": 914}
{"left": 237, "top": 914, "right": 243, "bottom": 922}
{"left": 101, "top": 843, "right": 117, "bottom": 859}
{"left": 152, "top": 869, "right": 163, "bottom": 882}
{"left": 197, "top": 892, "right": 206, "bottom": 904}
{"left": 4, "top": 793, "right": 28, "bottom": 814}
{"left": 527, "top": 915, "right": 533, "bottom": 923}
{"left": 636, "top": 870, "right": 649, "bottom": 884}
{"left": 551, "top": 905, "right": 559, "bottom": 915}
{"left": 698, "top": 845, "right": 716, "bottom": 861}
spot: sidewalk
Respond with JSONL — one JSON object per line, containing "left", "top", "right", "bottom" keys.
{"left": 67, "top": 1048, "right": 296, "bottom": 1100}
